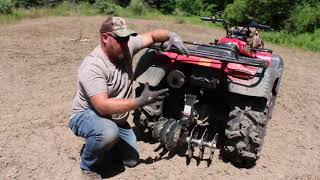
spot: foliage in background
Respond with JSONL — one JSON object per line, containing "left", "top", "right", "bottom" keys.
{"left": 77, "top": 0, "right": 97, "bottom": 4}
{"left": 263, "top": 29, "right": 320, "bottom": 51}
{"left": 202, "top": 0, "right": 233, "bottom": 12}
{"left": 127, "top": 0, "right": 147, "bottom": 15}
{"left": 0, "top": 0, "right": 14, "bottom": 14}
{"left": 285, "top": 2, "right": 320, "bottom": 33}
{"left": 114, "top": 0, "right": 130, "bottom": 7}
{"left": 248, "top": 0, "right": 298, "bottom": 29}
{"left": 94, "top": 0, "right": 118, "bottom": 14}
{"left": 222, "top": 0, "right": 299, "bottom": 29}
{"left": 1, "top": 0, "right": 320, "bottom": 52}
{"left": 145, "top": 0, "right": 175, "bottom": 14}
{"left": 5, "top": 0, "right": 319, "bottom": 33}
{"left": 0, "top": 1, "right": 97, "bottom": 24}
{"left": 222, "top": 0, "right": 248, "bottom": 24}
{"left": 176, "top": 0, "right": 205, "bottom": 16}
{"left": 13, "top": 0, "right": 62, "bottom": 8}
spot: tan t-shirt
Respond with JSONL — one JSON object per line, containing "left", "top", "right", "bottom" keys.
{"left": 71, "top": 35, "right": 144, "bottom": 121}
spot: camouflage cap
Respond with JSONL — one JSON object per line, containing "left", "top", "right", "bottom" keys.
{"left": 100, "top": 16, "right": 137, "bottom": 37}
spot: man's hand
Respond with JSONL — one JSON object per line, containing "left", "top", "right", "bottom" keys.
{"left": 165, "top": 32, "right": 189, "bottom": 55}
{"left": 135, "top": 83, "right": 169, "bottom": 107}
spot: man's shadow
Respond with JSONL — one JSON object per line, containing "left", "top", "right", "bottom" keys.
{"left": 90, "top": 136, "right": 140, "bottom": 179}
{"left": 98, "top": 145, "right": 173, "bottom": 179}
{"left": 139, "top": 144, "right": 180, "bottom": 164}
{"left": 97, "top": 126, "right": 221, "bottom": 178}
{"left": 98, "top": 144, "right": 178, "bottom": 178}
{"left": 79, "top": 143, "right": 126, "bottom": 179}
{"left": 99, "top": 160, "right": 125, "bottom": 179}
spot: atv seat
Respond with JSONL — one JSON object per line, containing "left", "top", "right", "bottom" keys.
{"left": 194, "top": 44, "right": 237, "bottom": 59}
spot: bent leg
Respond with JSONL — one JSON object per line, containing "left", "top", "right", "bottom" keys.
{"left": 111, "top": 124, "right": 139, "bottom": 167}
{"left": 69, "top": 109, "right": 119, "bottom": 171}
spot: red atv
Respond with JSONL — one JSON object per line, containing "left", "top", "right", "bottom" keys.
{"left": 133, "top": 17, "right": 284, "bottom": 167}
{"left": 201, "top": 16, "right": 274, "bottom": 58}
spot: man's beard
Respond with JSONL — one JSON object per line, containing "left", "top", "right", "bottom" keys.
{"left": 119, "top": 46, "right": 130, "bottom": 59}
{"left": 115, "top": 50, "right": 130, "bottom": 65}
{"left": 117, "top": 53, "right": 125, "bottom": 60}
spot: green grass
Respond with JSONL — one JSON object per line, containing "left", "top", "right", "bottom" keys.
{"left": 0, "top": 1, "right": 98, "bottom": 24}
{"left": 263, "top": 30, "right": 320, "bottom": 52}
{"left": 1, "top": 2, "right": 319, "bottom": 52}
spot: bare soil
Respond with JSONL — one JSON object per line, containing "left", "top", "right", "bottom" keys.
{"left": 1, "top": 16, "right": 320, "bottom": 180}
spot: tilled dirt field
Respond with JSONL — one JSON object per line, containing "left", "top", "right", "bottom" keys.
{"left": 1, "top": 16, "right": 320, "bottom": 180}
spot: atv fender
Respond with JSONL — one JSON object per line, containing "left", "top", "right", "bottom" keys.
{"left": 134, "top": 48, "right": 168, "bottom": 87}
{"left": 136, "top": 66, "right": 166, "bottom": 86}
{"left": 270, "top": 54, "right": 284, "bottom": 69}
{"left": 228, "top": 54, "right": 284, "bottom": 98}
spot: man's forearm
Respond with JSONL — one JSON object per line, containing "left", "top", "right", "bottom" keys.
{"left": 95, "top": 97, "right": 138, "bottom": 117}
{"left": 150, "top": 29, "right": 170, "bottom": 43}
{"left": 141, "top": 29, "right": 183, "bottom": 50}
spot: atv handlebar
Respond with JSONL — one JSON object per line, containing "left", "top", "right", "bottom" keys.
{"left": 249, "top": 21, "right": 273, "bottom": 30}
{"left": 201, "top": 16, "right": 231, "bottom": 35}
{"left": 201, "top": 16, "right": 230, "bottom": 24}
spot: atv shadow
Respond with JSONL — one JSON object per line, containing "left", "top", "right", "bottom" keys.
{"left": 218, "top": 150, "right": 257, "bottom": 169}
{"left": 185, "top": 156, "right": 213, "bottom": 167}
{"left": 133, "top": 126, "right": 256, "bottom": 169}
{"left": 139, "top": 143, "right": 213, "bottom": 168}
{"left": 139, "top": 144, "right": 177, "bottom": 165}
{"left": 134, "top": 126, "right": 215, "bottom": 167}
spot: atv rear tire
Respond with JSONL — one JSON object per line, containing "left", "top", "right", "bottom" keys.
{"left": 223, "top": 106, "right": 268, "bottom": 167}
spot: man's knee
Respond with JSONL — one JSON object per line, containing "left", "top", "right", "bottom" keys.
{"left": 97, "top": 122, "right": 119, "bottom": 149}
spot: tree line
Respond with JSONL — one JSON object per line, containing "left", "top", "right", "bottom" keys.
{"left": 1, "top": 0, "right": 319, "bottom": 34}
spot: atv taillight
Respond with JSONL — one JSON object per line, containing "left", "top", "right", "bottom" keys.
{"left": 228, "top": 69, "right": 254, "bottom": 80}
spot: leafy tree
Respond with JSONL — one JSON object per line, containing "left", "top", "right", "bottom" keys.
{"left": 128, "top": 0, "right": 147, "bottom": 15}
{"left": 246, "top": 0, "right": 298, "bottom": 29}
{"left": 13, "top": 0, "right": 62, "bottom": 8}
{"left": 223, "top": 0, "right": 299, "bottom": 30}
{"left": 0, "top": 0, "right": 13, "bottom": 14}
{"left": 285, "top": 2, "right": 320, "bottom": 33}
{"left": 94, "top": 0, "right": 118, "bottom": 14}
{"left": 176, "top": 0, "right": 204, "bottom": 16}
{"left": 115, "top": 0, "right": 131, "bottom": 7}
{"left": 223, "top": 0, "right": 249, "bottom": 24}
{"left": 145, "top": 0, "right": 176, "bottom": 14}
{"left": 203, "top": 0, "right": 232, "bottom": 13}
{"left": 77, "top": 0, "right": 97, "bottom": 4}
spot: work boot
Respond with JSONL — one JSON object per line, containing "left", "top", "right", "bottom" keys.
{"left": 81, "top": 170, "right": 102, "bottom": 180}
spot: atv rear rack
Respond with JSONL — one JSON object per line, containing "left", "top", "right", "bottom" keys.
{"left": 150, "top": 42, "right": 269, "bottom": 68}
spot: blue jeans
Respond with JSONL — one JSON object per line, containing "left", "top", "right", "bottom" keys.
{"left": 69, "top": 109, "right": 139, "bottom": 171}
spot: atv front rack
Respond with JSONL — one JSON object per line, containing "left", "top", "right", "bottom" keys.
{"left": 150, "top": 42, "right": 269, "bottom": 68}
